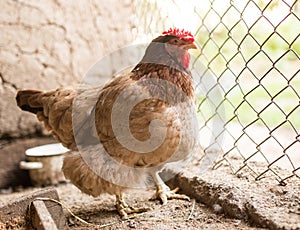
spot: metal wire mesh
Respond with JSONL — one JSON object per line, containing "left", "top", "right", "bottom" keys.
{"left": 133, "top": 0, "right": 300, "bottom": 184}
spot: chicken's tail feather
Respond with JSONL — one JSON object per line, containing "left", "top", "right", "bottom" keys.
{"left": 16, "top": 90, "right": 44, "bottom": 114}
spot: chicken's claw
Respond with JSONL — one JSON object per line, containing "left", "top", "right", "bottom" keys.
{"left": 116, "top": 194, "right": 149, "bottom": 219}
{"left": 151, "top": 185, "right": 190, "bottom": 205}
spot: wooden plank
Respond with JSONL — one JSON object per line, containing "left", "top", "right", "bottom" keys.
{"left": 0, "top": 187, "right": 68, "bottom": 229}
{"left": 30, "top": 200, "right": 58, "bottom": 230}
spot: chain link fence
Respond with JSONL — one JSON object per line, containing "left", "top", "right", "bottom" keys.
{"left": 133, "top": 0, "right": 300, "bottom": 185}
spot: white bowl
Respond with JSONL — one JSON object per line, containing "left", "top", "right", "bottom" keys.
{"left": 25, "top": 143, "right": 69, "bottom": 157}
{"left": 20, "top": 143, "right": 69, "bottom": 186}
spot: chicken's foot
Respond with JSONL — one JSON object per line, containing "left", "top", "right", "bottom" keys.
{"left": 115, "top": 194, "right": 148, "bottom": 219}
{"left": 151, "top": 172, "right": 190, "bottom": 204}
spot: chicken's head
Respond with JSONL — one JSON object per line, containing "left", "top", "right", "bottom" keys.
{"left": 153, "top": 28, "right": 197, "bottom": 69}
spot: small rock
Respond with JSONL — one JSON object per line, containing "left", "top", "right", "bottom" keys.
{"left": 68, "top": 217, "right": 75, "bottom": 226}
{"left": 128, "top": 220, "right": 136, "bottom": 228}
{"left": 0, "top": 187, "right": 13, "bottom": 194}
{"left": 270, "top": 186, "right": 287, "bottom": 195}
{"left": 212, "top": 204, "right": 223, "bottom": 214}
{"left": 234, "top": 219, "right": 241, "bottom": 226}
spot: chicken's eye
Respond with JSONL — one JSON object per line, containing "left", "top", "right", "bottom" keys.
{"left": 173, "top": 39, "right": 179, "bottom": 44}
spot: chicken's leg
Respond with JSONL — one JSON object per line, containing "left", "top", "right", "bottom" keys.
{"left": 115, "top": 193, "right": 148, "bottom": 219}
{"left": 151, "top": 172, "right": 190, "bottom": 204}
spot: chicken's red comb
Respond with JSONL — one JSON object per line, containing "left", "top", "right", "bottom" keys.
{"left": 162, "top": 28, "right": 194, "bottom": 42}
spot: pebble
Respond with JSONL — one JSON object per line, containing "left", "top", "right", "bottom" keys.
{"left": 128, "top": 220, "right": 136, "bottom": 228}
{"left": 212, "top": 203, "right": 223, "bottom": 214}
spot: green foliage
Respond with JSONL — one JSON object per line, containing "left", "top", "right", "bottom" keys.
{"left": 196, "top": 2, "right": 300, "bottom": 130}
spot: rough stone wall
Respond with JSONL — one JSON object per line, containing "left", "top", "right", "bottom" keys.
{"left": 0, "top": 0, "right": 136, "bottom": 138}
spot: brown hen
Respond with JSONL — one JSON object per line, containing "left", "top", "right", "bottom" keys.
{"left": 16, "top": 28, "right": 198, "bottom": 218}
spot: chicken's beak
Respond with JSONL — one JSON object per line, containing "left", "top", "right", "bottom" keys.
{"left": 181, "top": 42, "right": 197, "bottom": 50}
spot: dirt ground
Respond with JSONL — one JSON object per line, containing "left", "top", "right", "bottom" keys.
{"left": 0, "top": 182, "right": 260, "bottom": 230}
{"left": 175, "top": 163, "right": 300, "bottom": 229}
{"left": 59, "top": 183, "right": 263, "bottom": 229}
{"left": 0, "top": 137, "right": 299, "bottom": 229}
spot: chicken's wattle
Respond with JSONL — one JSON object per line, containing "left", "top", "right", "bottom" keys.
{"left": 181, "top": 51, "right": 190, "bottom": 69}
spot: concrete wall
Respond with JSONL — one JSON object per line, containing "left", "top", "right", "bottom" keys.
{"left": 0, "top": 0, "right": 136, "bottom": 138}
